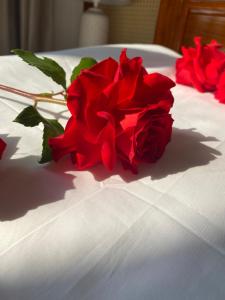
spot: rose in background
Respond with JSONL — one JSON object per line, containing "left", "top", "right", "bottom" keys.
{"left": 49, "top": 50, "right": 175, "bottom": 173}
{"left": 215, "top": 72, "right": 225, "bottom": 104}
{"left": 176, "top": 36, "right": 225, "bottom": 104}
{"left": 0, "top": 138, "right": 6, "bottom": 159}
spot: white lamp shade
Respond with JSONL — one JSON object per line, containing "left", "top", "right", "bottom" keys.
{"left": 79, "top": 8, "right": 109, "bottom": 47}
{"left": 79, "top": 0, "right": 130, "bottom": 47}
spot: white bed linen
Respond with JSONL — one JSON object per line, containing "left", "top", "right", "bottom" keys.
{"left": 0, "top": 44, "right": 225, "bottom": 300}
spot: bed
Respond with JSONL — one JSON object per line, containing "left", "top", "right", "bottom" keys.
{"left": 0, "top": 42, "right": 225, "bottom": 299}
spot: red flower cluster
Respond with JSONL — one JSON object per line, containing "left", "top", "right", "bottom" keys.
{"left": 176, "top": 37, "right": 225, "bottom": 104}
{"left": 0, "top": 138, "right": 6, "bottom": 159}
{"left": 49, "top": 50, "right": 175, "bottom": 173}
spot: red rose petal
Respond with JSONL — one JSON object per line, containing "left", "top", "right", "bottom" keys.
{"left": 97, "top": 111, "right": 116, "bottom": 171}
{"left": 144, "top": 73, "right": 175, "bottom": 93}
{"left": 90, "top": 57, "right": 118, "bottom": 81}
{"left": 0, "top": 138, "right": 6, "bottom": 159}
{"left": 215, "top": 72, "right": 225, "bottom": 104}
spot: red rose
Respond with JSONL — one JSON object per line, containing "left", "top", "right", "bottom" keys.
{"left": 0, "top": 138, "right": 6, "bottom": 159}
{"left": 49, "top": 50, "right": 175, "bottom": 172}
{"left": 176, "top": 37, "right": 225, "bottom": 93}
{"left": 215, "top": 72, "right": 225, "bottom": 104}
{"left": 116, "top": 102, "right": 173, "bottom": 173}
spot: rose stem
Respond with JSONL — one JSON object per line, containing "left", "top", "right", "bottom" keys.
{"left": 0, "top": 84, "right": 67, "bottom": 106}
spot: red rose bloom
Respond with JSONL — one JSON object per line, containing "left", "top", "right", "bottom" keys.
{"left": 117, "top": 101, "right": 173, "bottom": 173}
{"left": 0, "top": 138, "right": 6, "bottom": 159}
{"left": 176, "top": 37, "right": 225, "bottom": 93}
{"left": 49, "top": 50, "right": 175, "bottom": 172}
{"left": 215, "top": 72, "right": 225, "bottom": 104}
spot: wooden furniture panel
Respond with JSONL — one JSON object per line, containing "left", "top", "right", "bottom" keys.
{"left": 154, "top": 0, "right": 225, "bottom": 52}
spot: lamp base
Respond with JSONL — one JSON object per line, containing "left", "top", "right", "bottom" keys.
{"left": 78, "top": 7, "right": 109, "bottom": 47}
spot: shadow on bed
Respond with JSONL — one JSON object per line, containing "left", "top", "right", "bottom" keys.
{"left": 0, "top": 127, "right": 221, "bottom": 221}
{"left": 0, "top": 140, "right": 75, "bottom": 221}
{"left": 91, "top": 127, "right": 221, "bottom": 182}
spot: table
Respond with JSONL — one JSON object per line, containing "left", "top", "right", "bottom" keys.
{"left": 0, "top": 44, "right": 225, "bottom": 300}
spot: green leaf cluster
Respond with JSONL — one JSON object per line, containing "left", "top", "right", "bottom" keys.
{"left": 12, "top": 49, "right": 98, "bottom": 163}
{"left": 14, "top": 106, "right": 64, "bottom": 163}
{"left": 12, "top": 49, "right": 67, "bottom": 89}
{"left": 12, "top": 49, "right": 97, "bottom": 89}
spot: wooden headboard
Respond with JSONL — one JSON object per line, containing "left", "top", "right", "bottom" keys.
{"left": 154, "top": 0, "right": 225, "bottom": 52}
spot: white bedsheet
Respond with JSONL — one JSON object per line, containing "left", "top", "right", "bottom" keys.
{"left": 0, "top": 44, "right": 225, "bottom": 300}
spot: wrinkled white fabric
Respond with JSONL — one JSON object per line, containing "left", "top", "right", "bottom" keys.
{"left": 0, "top": 44, "right": 225, "bottom": 300}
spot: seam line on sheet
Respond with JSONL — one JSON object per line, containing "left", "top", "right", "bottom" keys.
{"left": 124, "top": 188, "right": 225, "bottom": 258}
{"left": 0, "top": 188, "right": 103, "bottom": 257}
{"left": 1, "top": 97, "right": 29, "bottom": 115}
{"left": 63, "top": 206, "right": 153, "bottom": 299}
{"left": 127, "top": 181, "right": 223, "bottom": 234}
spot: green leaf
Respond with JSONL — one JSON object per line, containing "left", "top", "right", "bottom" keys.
{"left": 12, "top": 49, "right": 67, "bottom": 89}
{"left": 40, "top": 119, "right": 64, "bottom": 163}
{"left": 14, "top": 105, "right": 43, "bottom": 127}
{"left": 14, "top": 106, "right": 64, "bottom": 163}
{"left": 70, "top": 57, "right": 97, "bottom": 82}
